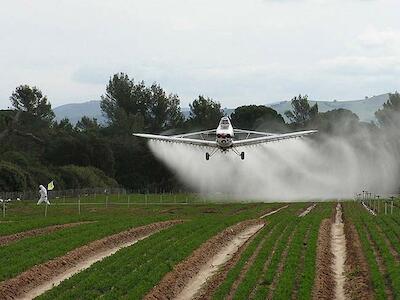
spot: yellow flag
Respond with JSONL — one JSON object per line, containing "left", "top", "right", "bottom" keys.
{"left": 47, "top": 181, "right": 55, "bottom": 191}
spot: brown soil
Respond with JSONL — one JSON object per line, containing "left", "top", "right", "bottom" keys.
{"left": 224, "top": 224, "right": 276, "bottom": 299}
{"left": 259, "top": 205, "right": 289, "bottom": 219}
{"left": 364, "top": 224, "right": 394, "bottom": 300}
{"left": 192, "top": 225, "right": 262, "bottom": 300}
{"left": 144, "top": 219, "right": 264, "bottom": 300}
{"left": 298, "top": 204, "right": 317, "bottom": 217}
{"left": 0, "top": 220, "right": 182, "bottom": 300}
{"left": 312, "top": 218, "right": 335, "bottom": 300}
{"left": 0, "top": 222, "right": 95, "bottom": 246}
{"left": 343, "top": 216, "right": 374, "bottom": 300}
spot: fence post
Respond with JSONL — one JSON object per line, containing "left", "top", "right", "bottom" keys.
{"left": 78, "top": 195, "right": 81, "bottom": 215}
{"left": 128, "top": 195, "right": 130, "bottom": 208}
{"left": 2, "top": 201, "right": 5, "bottom": 218}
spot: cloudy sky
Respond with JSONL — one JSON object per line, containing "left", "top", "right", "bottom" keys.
{"left": 1, "top": 0, "right": 399, "bottom": 109}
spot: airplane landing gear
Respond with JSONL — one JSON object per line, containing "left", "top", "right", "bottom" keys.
{"left": 206, "top": 152, "right": 210, "bottom": 160}
{"left": 241, "top": 152, "right": 245, "bottom": 160}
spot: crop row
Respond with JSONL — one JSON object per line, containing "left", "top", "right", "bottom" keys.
{"left": 37, "top": 212, "right": 260, "bottom": 299}
{"left": 213, "top": 203, "right": 331, "bottom": 300}
{"left": 0, "top": 202, "right": 275, "bottom": 283}
{"left": 343, "top": 202, "right": 400, "bottom": 299}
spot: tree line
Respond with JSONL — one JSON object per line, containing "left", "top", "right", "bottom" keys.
{"left": 1, "top": 72, "right": 399, "bottom": 193}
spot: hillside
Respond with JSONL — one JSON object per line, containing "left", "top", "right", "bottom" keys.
{"left": 53, "top": 100, "right": 106, "bottom": 124}
{"left": 53, "top": 94, "right": 390, "bottom": 124}
{"left": 270, "top": 94, "right": 389, "bottom": 122}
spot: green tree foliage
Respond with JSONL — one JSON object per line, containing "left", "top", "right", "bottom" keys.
{"left": 375, "top": 92, "right": 400, "bottom": 127}
{"left": 188, "top": 95, "right": 224, "bottom": 129}
{"left": 0, "top": 161, "right": 28, "bottom": 192}
{"left": 285, "top": 95, "right": 318, "bottom": 128}
{"left": 10, "top": 85, "right": 54, "bottom": 122}
{"left": 230, "top": 105, "right": 286, "bottom": 132}
{"left": 318, "top": 109, "right": 360, "bottom": 136}
{"left": 75, "top": 116, "right": 101, "bottom": 133}
{"left": 58, "top": 165, "right": 118, "bottom": 189}
{"left": 100, "top": 73, "right": 184, "bottom": 133}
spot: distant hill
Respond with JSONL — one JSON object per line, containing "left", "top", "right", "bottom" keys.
{"left": 53, "top": 93, "right": 390, "bottom": 124}
{"left": 53, "top": 100, "right": 105, "bottom": 124}
{"left": 269, "top": 93, "right": 389, "bottom": 123}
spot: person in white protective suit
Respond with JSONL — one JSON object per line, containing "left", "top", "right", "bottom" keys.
{"left": 37, "top": 185, "right": 50, "bottom": 205}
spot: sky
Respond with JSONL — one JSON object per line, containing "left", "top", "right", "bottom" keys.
{"left": 1, "top": 0, "right": 400, "bottom": 109}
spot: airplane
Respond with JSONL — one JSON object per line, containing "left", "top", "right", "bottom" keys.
{"left": 133, "top": 116, "right": 317, "bottom": 160}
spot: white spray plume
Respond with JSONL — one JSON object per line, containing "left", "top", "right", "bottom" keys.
{"left": 148, "top": 125, "right": 400, "bottom": 202}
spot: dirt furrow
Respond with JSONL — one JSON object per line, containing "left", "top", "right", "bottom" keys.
{"left": 299, "top": 204, "right": 316, "bottom": 217}
{"left": 291, "top": 226, "right": 312, "bottom": 299}
{"left": 0, "top": 222, "right": 96, "bottom": 246}
{"left": 259, "top": 205, "right": 289, "bottom": 219}
{"left": 224, "top": 223, "right": 277, "bottom": 299}
{"left": 193, "top": 224, "right": 265, "bottom": 300}
{"left": 364, "top": 223, "right": 395, "bottom": 300}
{"left": 248, "top": 223, "right": 290, "bottom": 299}
{"left": 331, "top": 203, "right": 347, "bottom": 300}
{"left": 312, "top": 218, "right": 334, "bottom": 300}
{"left": 144, "top": 219, "right": 264, "bottom": 300}
{"left": 266, "top": 224, "right": 298, "bottom": 299}
{"left": 0, "top": 220, "right": 182, "bottom": 300}
{"left": 343, "top": 217, "right": 373, "bottom": 300}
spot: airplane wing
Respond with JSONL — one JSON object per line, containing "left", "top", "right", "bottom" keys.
{"left": 232, "top": 130, "right": 317, "bottom": 147}
{"left": 133, "top": 133, "right": 218, "bottom": 148}
{"left": 172, "top": 129, "right": 216, "bottom": 138}
{"left": 233, "top": 129, "right": 278, "bottom": 136}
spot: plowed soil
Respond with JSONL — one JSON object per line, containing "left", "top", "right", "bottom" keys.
{"left": 312, "top": 218, "right": 334, "bottom": 300}
{"left": 144, "top": 219, "right": 264, "bottom": 300}
{"left": 0, "top": 222, "right": 95, "bottom": 246}
{"left": 343, "top": 217, "right": 373, "bottom": 300}
{"left": 0, "top": 220, "right": 182, "bottom": 300}
{"left": 259, "top": 205, "right": 288, "bottom": 219}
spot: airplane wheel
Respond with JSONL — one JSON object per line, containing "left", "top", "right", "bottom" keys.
{"left": 206, "top": 152, "right": 210, "bottom": 160}
{"left": 240, "top": 152, "right": 245, "bottom": 160}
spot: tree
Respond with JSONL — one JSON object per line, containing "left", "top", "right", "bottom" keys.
{"left": 10, "top": 85, "right": 54, "bottom": 122}
{"left": 318, "top": 109, "right": 360, "bottom": 136}
{"left": 75, "top": 116, "right": 101, "bottom": 133}
{"left": 230, "top": 105, "right": 286, "bottom": 131}
{"left": 188, "top": 95, "right": 223, "bottom": 129}
{"left": 146, "top": 83, "right": 184, "bottom": 133}
{"left": 284, "top": 94, "right": 318, "bottom": 128}
{"left": 375, "top": 92, "right": 400, "bottom": 127}
{"left": 100, "top": 73, "right": 184, "bottom": 133}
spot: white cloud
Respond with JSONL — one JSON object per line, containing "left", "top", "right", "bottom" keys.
{"left": 0, "top": 0, "right": 400, "bottom": 108}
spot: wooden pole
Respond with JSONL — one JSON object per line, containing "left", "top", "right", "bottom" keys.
{"left": 78, "top": 195, "right": 81, "bottom": 215}
{"left": 2, "top": 201, "right": 5, "bottom": 218}
{"left": 45, "top": 204, "right": 48, "bottom": 217}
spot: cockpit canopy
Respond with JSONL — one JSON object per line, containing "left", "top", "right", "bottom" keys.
{"left": 220, "top": 117, "right": 230, "bottom": 125}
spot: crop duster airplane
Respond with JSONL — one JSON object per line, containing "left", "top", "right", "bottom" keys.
{"left": 133, "top": 117, "right": 317, "bottom": 160}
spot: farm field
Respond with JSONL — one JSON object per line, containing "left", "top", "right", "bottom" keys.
{"left": 0, "top": 196, "right": 400, "bottom": 299}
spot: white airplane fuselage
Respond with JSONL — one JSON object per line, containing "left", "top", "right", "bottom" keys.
{"left": 216, "top": 117, "right": 234, "bottom": 149}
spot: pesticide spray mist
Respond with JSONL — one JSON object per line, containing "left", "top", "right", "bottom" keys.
{"left": 148, "top": 125, "right": 400, "bottom": 202}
